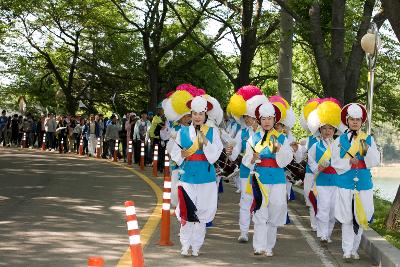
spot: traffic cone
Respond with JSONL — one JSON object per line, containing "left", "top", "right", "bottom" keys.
{"left": 21, "top": 132, "right": 26, "bottom": 148}
{"left": 163, "top": 154, "right": 170, "bottom": 178}
{"left": 41, "top": 134, "right": 46, "bottom": 151}
{"left": 87, "top": 256, "right": 104, "bottom": 267}
{"left": 139, "top": 141, "right": 145, "bottom": 170}
{"left": 59, "top": 138, "right": 64, "bottom": 153}
{"left": 96, "top": 137, "right": 101, "bottom": 159}
{"left": 113, "top": 139, "right": 119, "bottom": 162}
{"left": 152, "top": 144, "right": 158, "bottom": 177}
{"left": 79, "top": 136, "right": 84, "bottom": 155}
{"left": 124, "top": 201, "right": 145, "bottom": 267}
{"left": 127, "top": 139, "right": 133, "bottom": 166}
{"left": 158, "top": 158, "right": 173, "bottom": 246}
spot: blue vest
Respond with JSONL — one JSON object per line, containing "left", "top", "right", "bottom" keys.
{"left": 179, "top": 126, "right": 216, "bottom": 184}
{"left": 305, "top": 136, "right": 318, "bottom": 174}
{"left": 239, "top": 128, "right": 251, "bottom": 178}
{"left": 336, "top": 133, "right": 373, "bottom": 190}
{"left": 252, "top": 131, "right": 286, "bottom": 185}
{"left": 315, "top": 140, "right": 338, "bottom": 187}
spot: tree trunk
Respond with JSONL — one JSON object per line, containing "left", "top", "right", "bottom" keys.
{"left": 148, "top": 61, "right": 160, "bottom": 112}
{"left": 381, "top": 0, "right": 400, "bottom": 42}
{"left": 386, "top": 185, "right": 400, "bottom": 231}
{"left": 236, "top": 0, "right": 257, "bottom": 89}
{"left": 277, "top": 1, "right": 293, "bottom": 103}
{"left": 65, "top": 94, "right": 77, "bottom": 115}
{"left": 328, "top": 0, "right": 346, "bottom": 104}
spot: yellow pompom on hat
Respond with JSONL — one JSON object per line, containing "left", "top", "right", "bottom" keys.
{"left": 226, "top": 93, "right": 246, "bottom": 119}
{"left": 307, "top": 99, "right": 341, "bottom": 134}
{"left": 170, "top": 90, "right": 192, "bottom": 116}
{"left": 300, "top": 98, "right": 322, "bottom": 132}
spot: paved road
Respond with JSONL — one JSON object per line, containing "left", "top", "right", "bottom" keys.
{"left": 144, "top": 180, "right": 377, "bottom": 266}
{"left": 0, "top": 148, "right": 155, "bottom": 266}
{"left": 0, "top": 148, "right": 377, "bottom": 266}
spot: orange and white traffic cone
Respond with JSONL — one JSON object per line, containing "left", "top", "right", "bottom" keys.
{"left": 152, "top": 144, "right": 158, "bottom": 177}
{"left": 158, "top": 158, "right": 173, "bottom": 246}
{"left": 59, "top": 138, "right": 64, "bottom": 153}
{"left": 127, "top": 139, "right": 133, "bottom": 166}
{"left": 21, "top": 132, "right": 26, "bottom": 148}
{"left": 87, "top": 256, "right": 104, "bottom": 267}
{"left": 124, "top": 201, "right": 145, "bottom": 267}
{"left": 139, "top": 141, "right": 145, "bottom": 170}
{"left": 96, "top": 137, "right": 101, "bottom": 159}
{"left": 163, "top": 154, "right": 170, "bottom": 178}
{"left": 41, "top": 134, "right": 46, "bottom": 151}
{"left": 113, "top": 140, "right": 119, "bottom": 162}
{"left": 79, "top": 136, "right": 84, "bottom": 155}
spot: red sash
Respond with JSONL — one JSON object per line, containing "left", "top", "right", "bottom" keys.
{"left": 351, "top": 160, "right": 366, "bottom": 169}
{"left": 187, "top": 154, "right": 207, "bottom": 161}
{"left": 256, "top": 158, "right": 279, "bottom": 168}
{"left": 322, "top": 166, "right": 337, "bottom": 174}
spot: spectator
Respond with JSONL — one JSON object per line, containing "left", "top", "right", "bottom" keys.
{"left": 4, "top": 116, "right": 12, "bottom": 147}
{"left": 11, "top": 114, "right": 19, "bottom": 146}
{"left": 133, "top": 111, "right": 151, "bottom": 164}
{"left": 22, "top": 113, "right": 33, "bottom": 148}
{"left": 56, "top": 116, "right": 68, "bottom": 153}
{"left": 87, "top": 114, "right": 100, "bottom": 157}
{"left": 45, "top": 113, "right": 57, "bottom": 151}
{"left": 105, "top": 115, "right": 120, "bottom": 159}
{"left": 73, "top": 118, "right": 84, "bottom": 153}
{"left": 0, "top": 110, "right": 7, "bottom": 146}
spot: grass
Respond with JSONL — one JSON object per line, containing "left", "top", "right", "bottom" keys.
{"left": 371, "top": 196, "right": 400, "bottom": 249}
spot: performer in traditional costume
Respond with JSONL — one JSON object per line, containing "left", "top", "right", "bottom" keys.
{"left": 171, "top": 94, "right": 223, "bottom": 257}
{"left": 331, "top": 103, "right": 380, "bottom": 261}
{"left": 306, "top": 99, "right": 342, "bottom": 243}
{"left": 269, "top": 95, "right": 297, "bottom": 202}
{"left": 294, "top": 98, "right": 322, "bottom": 231}
{"left": 242, "top": 100, "right": 293, "bottom": 256}
{"left": 227, "top": 85, "right": 266, "bottom": 242}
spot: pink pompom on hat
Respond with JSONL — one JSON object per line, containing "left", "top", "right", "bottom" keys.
{"left": 236, "top": 85, "right": 263, "bottom": 101}
{"left": 176, "top": 83, "right": 199, "bottom": 97}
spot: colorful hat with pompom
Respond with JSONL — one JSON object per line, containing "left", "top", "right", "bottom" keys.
{"left": 300, "top": 98, "right": 322, "bottom": 132}
{"left": 269, "top": 95, "right": 295, "bottom": 129}
{"left": 307, "top": 98, "right": 341, "bottom": 135}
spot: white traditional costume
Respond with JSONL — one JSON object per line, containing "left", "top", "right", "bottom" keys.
{"left": 331, "top": 103, "right": 380, "bottom": 260}
{"left": 242, "top": 101, "right": 293, "bottom": 256}
{"left": 171, "top": 94, "right": 223, "bottom": 256}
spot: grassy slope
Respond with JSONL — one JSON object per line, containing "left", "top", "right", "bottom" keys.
{"left": 371, "top": 197, "right": 400, "bottom": 249}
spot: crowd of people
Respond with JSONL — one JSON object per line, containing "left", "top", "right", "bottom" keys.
{"left": 0, "top": 83, "right": 380, "bottom": 263}
{"left": 0, "top": 108, "right": 167, "bottom": 171}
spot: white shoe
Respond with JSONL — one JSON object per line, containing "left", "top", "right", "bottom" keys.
{"left": 327, "top": 238, "right": 332, "bottom": 243}
{"left": 311, "top": 226, "right": 317, "bottom": 232}
{"left": 181, "top": 248, "right": 190, "bottom": 256}
{"left": 254, "top": 250, "right": 264, "bottom": 256}
{"left": 352, "top": 252, "right": 360, "bottom": 260}
{"left": 265, "top": 250, "right": 274, "bottom": 257}
{"left": 238, "top": 233, "right": 248, "bottom": 243}
{"left": 235, "top": 189, "right": 241, "bottom": 194}
{"left": 343, "top": 254, "right": 352, "bottom": 262}
{"left": 192, "top": 250, "right": 199, "bottom": 257}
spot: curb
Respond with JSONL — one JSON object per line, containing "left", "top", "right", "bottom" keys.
{"left": 292, "top": 186, "right": 400, "bottom": 267}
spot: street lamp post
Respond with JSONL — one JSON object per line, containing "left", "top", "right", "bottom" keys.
{"left": 361, "top": 22, "right": 380, "bottom": 134}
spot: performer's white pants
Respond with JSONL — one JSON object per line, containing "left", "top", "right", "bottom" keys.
{"left": 252, "top": 184, "right": 287, "bottom": 252}
{"left": 239, "top": 178, "right": 253, "bottom": 234}
{"left": 341, "top": 223, "right": 363, "bottom": 255}
{"left": 304, "top": 173, "right": 317, "bottom": 229}
{"left": 170, "top": 169, "right": 179, "bottom": 208}
{"left": 88, "top": 134, "right": 97, "bottom": 155}
{"left": 176, "top": 182, "right": 217, "bottom": 251}
{"left": 335, "top": 188, "right": 373, "bottom": 255}
{"left": 316, "top": 186, "right": 336, "bottom": 239}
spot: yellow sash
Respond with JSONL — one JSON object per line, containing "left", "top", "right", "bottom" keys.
{"left": 313, "top": 140, "right": 332, "bottom": 197}
{"left": 245, "top": 172, "right": 269, "bottom": 206}
{"left": 185, "top": 125, "right": 210, "bottom": 157}
{"left": 344, "top": 131, "right": 368, "bottom": 159}
{"left": 355, "top": 190, "right": 369, "bottom": 230}
{"left": 254, "top": 129, "right": 280, "bottom": 154}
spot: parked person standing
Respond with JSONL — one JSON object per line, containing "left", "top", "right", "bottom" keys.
{"left": 0, "top": 110, "right": 7, "bottom": 146}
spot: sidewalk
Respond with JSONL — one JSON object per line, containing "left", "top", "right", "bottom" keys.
{"left": 143, "top": 179, "right": 376, "bottom": 267}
